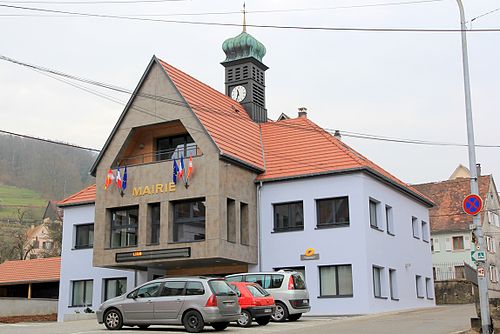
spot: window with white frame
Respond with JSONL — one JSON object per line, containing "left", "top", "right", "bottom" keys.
{"left": 369, "top": 199, "right": 380, "bottom": 230}
{"left": 415, "top": 275, "right": 424, "bottom": 298}
{"left": 421, "top": 221, "right": 429, "bottom": 242}
{"left": 431, "top": 238, "right": 440, "bottom": 252}
{"left": 389, "top": 268, "right": 398, "bottom": 300}
{"left": 412, "top": 217, "right": 420, "bottom": 239}
{"left": 385, "top": 205, "right": 394, "bottom": 235}
{"left": 486, "top": 236, "right": 496, "bottom": 253}
{"left": 490, "top": 265, "right": 499, "bottom": 283}
{"left": 452, "top": 236, "right": 464, "bottom": 251}
{"left": 372, "top": 266, "right": 384, "bottom": 298}
{"left": 426, "top": 277, "right": 433, "bottom": 299}
{"left": 488, "top": 211, "right": 500, "bottom": 227}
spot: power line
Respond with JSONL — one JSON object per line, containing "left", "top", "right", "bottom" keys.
{"left": 1, "top": 3, "right": 500, "bottom": 33}
{"left": 470, "top": 7, "right": 500, "bottom": 23}
{"left": 0, "top": 0, "right": 187, "bottom": 4}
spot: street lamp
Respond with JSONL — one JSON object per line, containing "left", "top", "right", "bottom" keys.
{"left": 455, "top": 0, "right": 491, "bottom": 332}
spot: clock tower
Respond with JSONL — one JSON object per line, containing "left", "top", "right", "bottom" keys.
{"left": 221, "top": 9, "right": 268, "bottom": 123}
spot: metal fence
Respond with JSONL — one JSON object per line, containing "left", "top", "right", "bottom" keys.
{"left": 433, "top": 261, "right": 477, "bottom": 284}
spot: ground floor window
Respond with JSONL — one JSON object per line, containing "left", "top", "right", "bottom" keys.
{"left": 389, "top": 268, "right": 398, "bottom": 300}
{"left": 372, "top": 266, "right": 384, "bottom": 298}
{"left": 71, "top": 280, "right": 93, "bottom": 307}
{"left": 104, "top": 278, "right": 127, "bottom": 301}
{"left": 319, "top": 264, "right": 353, "bottom": 297}
{"left": 425, "top": 277, "right": 433, "bottom": 299}
{"left": 416, "top": 275, "right": 424, "bottom": 298}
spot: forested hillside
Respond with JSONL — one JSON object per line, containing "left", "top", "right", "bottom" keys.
{"left": 0, "top": 134, "right": 97, "bottom": 200}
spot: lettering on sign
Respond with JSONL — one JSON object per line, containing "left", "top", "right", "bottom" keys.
{"left": 132, "top": 182, "right": 176, "bottom": 197}
{"left": 478, "top": 267, "right": 485, "bottom": 277}
{"left": 132, "top": 251, "right": 142, "bottom": 257}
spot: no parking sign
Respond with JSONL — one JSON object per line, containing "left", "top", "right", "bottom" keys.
{"left": 463, "top": 194, "right": 483, "bottom": 216}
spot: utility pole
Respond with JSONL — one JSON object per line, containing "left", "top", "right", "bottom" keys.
{"left": 455, "top": 0, "right": 491, "bottom": 332}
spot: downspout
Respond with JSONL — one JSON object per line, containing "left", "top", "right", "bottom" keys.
{"left": 257, "top": 181, "right": 263, "bottom": 271}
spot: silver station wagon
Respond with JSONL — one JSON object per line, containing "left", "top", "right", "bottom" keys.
{"left": 96, "top": 277, "right": 240, "bottom": 333}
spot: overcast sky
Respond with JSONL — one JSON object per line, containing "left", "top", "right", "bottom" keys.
{"left": 1, "top": 0, "right": 499, "bottom": 185}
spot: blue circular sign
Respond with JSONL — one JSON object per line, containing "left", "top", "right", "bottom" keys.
{"left": 463, "top": 194, "right": 483, "bottom": 216}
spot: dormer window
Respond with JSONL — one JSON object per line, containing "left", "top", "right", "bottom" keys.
{"left": 156, "top": 134, "right": 196, "bottom": 161}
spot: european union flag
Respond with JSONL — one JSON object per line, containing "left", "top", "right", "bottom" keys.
{"left": 173, "top": 158, "right": 179, "bottom": 184}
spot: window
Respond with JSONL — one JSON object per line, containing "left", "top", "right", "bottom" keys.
{"left": 455, "top": 266, "right": 465, "bottom": 279}
{"left": 273, "top": 201, "right": 304, "bottom": 232}
{"left": 186, "top": 281, "right": 205, "bottom": 296}
{"left": 71, "top": 280, "right": 93, "bottom": 307}
{"left": 432, "top": 238, "right": 440, "bottom": 252}
{"left": 412, "top": 217, "right": 420, "bottom": 239}
{"left": 148, "top": 203, "right": 160, "bottom": 245}
{"left": 425, "top": 277, "right": 433, "bottom": 299}
{"left": 486, "top": 236, "right": 496, "bottom": 253}
{"left": 240, "top": 202, "right": 249, "bottom": 245}
{"left": 316, "top": 197, "right": 349, "bottom": 227}
{"left": 415, "top": 275, "right": 424, "bottom": 298}
{"left": 160, "top": 281, "right": 186, "bottom": 296}
{"left": 173, "top": 199, "right": 206, "bottom": 242}
{"left": 75, "top": 224, "right": 94, "bottom": 249}
{"left": 275, "top": 266, "right": 306, "bottom": 282}
{"left": 156, "top": 134, "right": 196, "bottom": 161}
{"left": 227, "top": 199, "right": 236, "bottom": 243}
{"left": 110, "top": 207, "right": 138, "bottom": 248}
{"left": 369, "top": 199, "right": 379, "bottom": 229}
{"left": 135, "top": 282, "right": 161, "bottom": 298}
{"left": 372, "top": 266, "right": 383, "bottom": 298}
{"left": 452, "top": 236, "right": 464, "bottom": 251}
{"left": 386, "top": 205, "right": 394, "bottom": 235}
{"left": 104, "top": 278, "right": 127, "bottom": 301}
{"left": 43, "top": 241, "right": 53, "bottom": 250}
{"left": 389, "top": 269, "right": 398, "bottom": 300}
{"left": 319, "top": 265, "right": 353, "bottom": 297}
{"left": 421, "top": 221, "right": 429, "bottom": 242}
{"left": 490, "top": 265, "right": 499, "bottom": 283}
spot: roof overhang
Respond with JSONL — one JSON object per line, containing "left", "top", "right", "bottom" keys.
{"left": 57, "top": 200, "right": 95, "bottom": 208}
{"left": 0, "top": 279, "right": 59, "bottom": 286}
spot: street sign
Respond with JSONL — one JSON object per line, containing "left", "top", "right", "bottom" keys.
{"left": 478, "top": 267, "right": 485, "bottom": 277}
{"left": 469, "top": 224, "right": 477, "bottom": 230}
{"left": 471, "top": 250, "right": 486, "bottom": 262}
{"left": 463, "top": 194, "right": 483, "bottom": 215}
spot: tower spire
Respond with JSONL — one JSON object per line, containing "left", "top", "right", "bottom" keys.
{"left": 242, "top": 2, "right": 246, "bottom": 32}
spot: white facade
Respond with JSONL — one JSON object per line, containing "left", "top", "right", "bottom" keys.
{"left": 57, "top": 203, "right": 135, "bottom": 322}
{"left": 256, "top": 172, "right": 435, "bottom": 315}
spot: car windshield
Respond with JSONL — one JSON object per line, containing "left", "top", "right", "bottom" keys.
{"left": 247, "top": 284, "right": 269, "bottom": 297}
{"left": 208, "top": 280, "right": 236, "bottom": 296}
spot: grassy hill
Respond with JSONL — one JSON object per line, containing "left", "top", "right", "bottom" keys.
{"left": 0, "top": 185, "right": 47, "bottom": 221}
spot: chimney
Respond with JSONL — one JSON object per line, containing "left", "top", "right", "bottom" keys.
{"left": 476, "top": 163, "right": 481, "bottom": 177}
{"left": 298, "top": 107, "right": 308, "bottom": 118}
{"left": 334, "top": 130, "right": 342, "bottom": 140}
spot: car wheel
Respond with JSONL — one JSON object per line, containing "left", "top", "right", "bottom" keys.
{"left": 211, "top": 322, "right": 229, "bottom": 331}
{"left": 271, "top": 302, "right": 289, "bottom": 322}
{"left": 288, "top": 313, "right": 302, "bottom": 321}
{"left": 256, "top": 316, "right": 271, "bottom": 326}
{"left": 104, "top": 309, "right": 123, "bottom": 330}
{"left": 138, "top": 325, "right": 150, "bottom": 329}
{"left": 237, "top": 310, "right": 252, "bottom": 327}
{"left": 182, "top": 310, "right": 205, "bottom": 333}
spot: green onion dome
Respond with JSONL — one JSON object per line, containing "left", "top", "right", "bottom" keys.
{"left": 222, "top": 31, "right": 266, "bottom": 63}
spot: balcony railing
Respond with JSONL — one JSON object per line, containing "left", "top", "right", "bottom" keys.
{"left": 117, "top": 145, "right": 200, "bottom": 167}
{"left": 433, "top": 261, "right": 477, "bottom": 284}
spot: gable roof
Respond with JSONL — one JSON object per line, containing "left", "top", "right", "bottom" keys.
{"left": 89, "top": 56, "right": 431, "bottom": 207}
{"left": 413, "top": 175, "right": 491, "bottom": 232}
{"left": 58, "top": 184, "right": 96, "bottom": 207}
{"left": 0, "top": 257, "right": 60, "bottom": 285}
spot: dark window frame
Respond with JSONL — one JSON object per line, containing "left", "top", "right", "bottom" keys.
{"left": 110, "top": 206, "right": 139, "bottom": 249}
{"left": 316, "top": 196, "right": 350, "bottom": 228}
{"left": 318, "top": 264, "right": 353, "bottom": 298}
{"left": 273, "top": 201, "right": 304, "bottom": 232}
{"left": 389, "top": 268, "right": 398, "bottom": 301}
{"left": 103, "top": 277, "right": 127, "bottom": 302}
{"left": 74, "top": 223, "right": 94, "bottom": 249}
{"left": 369, "top": 199, "right": 381, "bottom": 230}
{"left": 385, "top": 205, "right": 395, "bottom": 236}
{"left": 372, "top": 266, "right": 385, "bottom": 299}
{"left": 70, "top": 279, "right": 93, "bottom": 307}
{"left": 240, "top": 202, "right": 249, "bottom": 245}
{"left": 155, "top": 134, "right": 195, "bottom": 161}
{"left": 173, "top": 198, "right": 206, "bottom": 243}
{"left": 148, "top": 203, "right": 161, "bottom": 245}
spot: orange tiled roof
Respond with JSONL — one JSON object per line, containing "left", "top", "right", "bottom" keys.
{"left": 58, "top": 184, "right": 96, "bottom": 207}
{"left": 413, "top": 176, "right": 491, "bottom": 232}
{"left": 0, "top": 257, "right": 60, "bottom": 285}
{"left": 159, "top": 59, "right": 265, "bottom": 171}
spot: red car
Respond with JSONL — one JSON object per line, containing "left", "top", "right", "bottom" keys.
{"left": 229, "top": 282, "right": 276, "bottom": 327}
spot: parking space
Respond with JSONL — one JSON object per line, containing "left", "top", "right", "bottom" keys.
{"left": 0, "top": 304, "right": 475, "bottom": 334}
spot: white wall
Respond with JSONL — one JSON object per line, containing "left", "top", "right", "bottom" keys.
{"left": 257, "top": 172, "right": 435, "bottom": 315}
{"left": 57, "top": 204, "right": 135, "bottom": 322}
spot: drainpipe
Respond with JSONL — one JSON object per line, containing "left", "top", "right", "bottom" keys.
{"left": 257, "top": 181, "right": 263, "bottom": 271}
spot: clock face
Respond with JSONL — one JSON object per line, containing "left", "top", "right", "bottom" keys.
{"left": 231, "top": 85, "right": 247, "bottom": 102}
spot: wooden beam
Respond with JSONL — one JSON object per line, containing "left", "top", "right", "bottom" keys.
{"left": 28, "top": 283, "right": 32, "bottom": 299}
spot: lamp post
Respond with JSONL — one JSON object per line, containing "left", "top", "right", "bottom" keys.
{"left": 455, "top": 0, "right": 491, "bottom": 332}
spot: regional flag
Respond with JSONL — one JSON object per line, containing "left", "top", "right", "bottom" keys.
{"left": 187, "top": 155, "right": 193, "bottom": 180}
{"left": 105, "top": 169, "right": 114, "bottom": 190}
{"left": 173, "top": 158, "right": 179, "bottom": 184}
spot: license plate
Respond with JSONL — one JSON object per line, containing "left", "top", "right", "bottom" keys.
{"left": 303, "top": 300, "right": 309, "bottom": 304}
{"left": 264, "top": 308, "right": 272, "bottom": 313}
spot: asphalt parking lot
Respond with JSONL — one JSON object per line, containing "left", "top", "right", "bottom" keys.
{"left": 0, "top": 304, "right": 475, "bottom": 334}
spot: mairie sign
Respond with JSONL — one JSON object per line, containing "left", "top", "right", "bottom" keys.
{"left": 132, "top": 182, "right": 176, "bottom": 197}
{"left": 471, "top": 250, "right": 486, "bottom": 262}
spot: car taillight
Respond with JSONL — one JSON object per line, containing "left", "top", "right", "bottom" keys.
{"left": 205, "top": 294, "right": 217, "bottom": 307}
{"left": 288, "top": 276, "right": 295, "bottom": 290}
